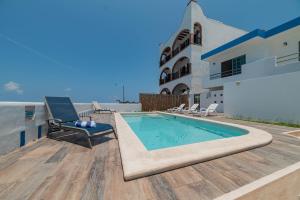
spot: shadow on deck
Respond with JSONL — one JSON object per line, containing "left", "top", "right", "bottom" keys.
{"left": 0, "top": 114, "right": 299, "bottom": 200}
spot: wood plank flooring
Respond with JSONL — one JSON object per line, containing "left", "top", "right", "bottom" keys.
{"left": 0, "top": 114, "right": 299, "bottom": 200}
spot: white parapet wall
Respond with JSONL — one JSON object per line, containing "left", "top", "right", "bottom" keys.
{"left": 0, "top": 102, "right": 141, "bottom": 156}
{"left": 224, "top": 70, "right": 300, "bottom": 125}
{"left": 99, "top": 103, "right": 142, "bottom": 112}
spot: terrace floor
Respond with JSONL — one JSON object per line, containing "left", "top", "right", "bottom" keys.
{"left": 0, "top": 114, "right": 300, "bottom": 200}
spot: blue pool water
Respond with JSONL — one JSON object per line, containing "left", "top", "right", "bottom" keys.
{"left": 122, "top": 113, "right": 248, "bottom": 150}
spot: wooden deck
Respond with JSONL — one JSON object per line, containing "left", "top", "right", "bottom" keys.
{"left": 0, "top": 114, "right": 300, "bottom": 200}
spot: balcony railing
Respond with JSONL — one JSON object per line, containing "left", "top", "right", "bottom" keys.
{"left": 160, "top": 55, "right": 172, "bottom": 66}
{"left": 276, "top": 52, "right": 300, "bottom": 65}
{"left": 210, "top": 68, "right": 242, "bottom": 80}
{"left": 160, "top": 38, "right": 191, "bottom": 67}
{"left": 159, "top": 63, "right": 191, "bottom": 85}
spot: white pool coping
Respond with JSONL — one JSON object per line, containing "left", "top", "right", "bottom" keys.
{"left": 214, "top": 161, "right": 300, "bottom": 200}
{"left": 115, "top": 112, "right": 273, "bottom": 181}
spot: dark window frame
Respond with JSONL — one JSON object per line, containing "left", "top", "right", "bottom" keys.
{"left": 221, "top": 55, "right": 246, "bottom": 78}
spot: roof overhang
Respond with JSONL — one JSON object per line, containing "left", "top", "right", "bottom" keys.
{"left": 201, "top": 16, "right": 300, "bottom": 61}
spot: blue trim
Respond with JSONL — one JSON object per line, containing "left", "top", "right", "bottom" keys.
{"left": 20, "top": 131, "right": 26, "bottom": 147}
{"left": 202, "top": 17, "right": 300, "bottom": 60}
{"left": 38, "top": 125, "right": 42, "bottom": 139}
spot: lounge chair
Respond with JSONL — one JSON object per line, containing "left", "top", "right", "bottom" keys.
{"left": 45, "top": 97, "right": 116, "bottom": 148}
{"left": 167, "top": 104, "right": 185, "bottom": 112}
{"left": 194, "top": 103, "right": 219, "bottom": 117}
{"left": 182, "top": 104, "right": 199, "bottom": 113}
{"left": 92, "top": 101, "right": 115, "bottom": 113}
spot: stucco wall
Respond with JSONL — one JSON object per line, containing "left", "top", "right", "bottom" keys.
{"left": 0, "top": 102, "right": 141, "bottom": 156}
{"left": 224, "top": 71, "right": 300, "bottom": 124}
{"left": 200, "top": 90, "right": 224, "bottom": 113}
{"left": 99, "top": 103, "right": 141, "bottom": 112}
{"left": 159, "top": 1, "right": 246, "bottom": 99}
{"left": 205, "top": 26, "right": 300, "bottom": 89}
{"left": 203, "top": 56, "right": 300, "bottom": 89}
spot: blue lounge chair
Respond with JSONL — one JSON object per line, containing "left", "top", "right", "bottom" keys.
{"left": 45, "top": 96, "right": 117, "bottom": 148}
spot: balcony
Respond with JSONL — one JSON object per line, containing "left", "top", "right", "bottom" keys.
{"left": 276, "top": 52, "right": 300, "bottom": 65}
{"left": 159, "top": 77, "right": 171, "bottom": 85}
{"left": 160, "top": 38, "right": 191, "bottom": 67}
{"left": 159, "top": 63, "right": 191, "bottom": 85}
{"left": 160, "top": 55, "right": 172, "bottom": 66}
{"left": 210, "top": 68, "right": 242, "bottom": 80}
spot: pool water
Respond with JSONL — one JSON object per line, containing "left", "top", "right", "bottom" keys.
{"left": 122, "top": 113, "right": 248, "bottom": 151}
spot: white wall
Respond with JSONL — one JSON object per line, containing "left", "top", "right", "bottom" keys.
{"left": 204, "top": 26, "right": 300, "bottom": 89}
{"left": 99, "top": 103, "right": 141, "bottom": 112}
{"left": 159, "top": 1, "right": 245, "bottom": 102}
{"left": 224, "top": 71, "right": 300, "bottom": 124}
{"left": 0, "top": 102, "right": 141, "bottom": 156}
{"left": 200, "top": 90, "right": 224, "bottom": 113}
{"left": 203, "top": 56, "right": 300, "bottom": 89}
{"left": 159, "top": 2, "right": 246, "bottom": 53}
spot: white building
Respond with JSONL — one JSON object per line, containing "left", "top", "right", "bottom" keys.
{"left": 202, "top": 17, "right": 300, "bottom": 124}
{"left": 158, "top": 0, "right": 246, "bottom": 111}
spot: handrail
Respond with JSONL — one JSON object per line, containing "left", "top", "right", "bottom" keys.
{"left": 160, "top": 63, "right": 192, "bottom": 85}
{"left": 210, "top": 68, "right": 242, "bottom": 80}
{"left": 277, "top": 52, "right": 299, "bottom": 59}
{"left": 160, "top": 37, "right": 192, "bottom": 67}
{"left": 277, "top": 52, "right": 300, "bottom": 64}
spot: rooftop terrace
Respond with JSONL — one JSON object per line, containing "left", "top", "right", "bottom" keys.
{"left": 0, "top": 113, "right": 299, "bottom": 200}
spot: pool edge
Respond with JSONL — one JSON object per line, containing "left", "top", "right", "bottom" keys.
{"left": 115, "top": 112, "right": 273, "bottom": 181}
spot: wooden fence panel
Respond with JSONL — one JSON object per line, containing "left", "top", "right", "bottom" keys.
{"left": 139, "top": 93, "right": 189, "bottom": 112}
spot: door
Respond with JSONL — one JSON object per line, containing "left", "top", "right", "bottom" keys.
{"left": 194, "top": 94, "right": 201, "bottom": 110}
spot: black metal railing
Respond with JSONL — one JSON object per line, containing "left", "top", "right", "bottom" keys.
{"left": 159, "top": 74, "right": 171, "bottom": 85}
{"left": 160, "top": 55, "right": 172, "bottom": 66}
{"left": 160, "top": 64, "right": 192, "bottom": 85}
{"left": 160, "top": 38, "right": 191, "bottom": 67}
{"left": 210, "top": 68, "right": 242, "bottom": 80}
{"left": 276, "top": 52, "right": 300, "bottom": 64}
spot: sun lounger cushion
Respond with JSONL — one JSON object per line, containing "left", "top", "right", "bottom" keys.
{"left": 63, "top": 122, "right": 114, "bottom": 135}
{"left": 75, "top": 120, "right": 97, "bottom": 128}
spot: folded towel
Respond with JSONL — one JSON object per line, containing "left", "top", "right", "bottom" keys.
{"left": 75, "top": 120, "right": 96, "bottom": 128}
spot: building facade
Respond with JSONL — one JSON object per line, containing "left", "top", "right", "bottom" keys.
{"left": 202, "top": 17, "right": 300, "bottom": 123}
{"left": 158, "top": 0, "right": 246, "bottom": 112}
{"left": 202, "top": 17, "right": 300, "bottom": 90}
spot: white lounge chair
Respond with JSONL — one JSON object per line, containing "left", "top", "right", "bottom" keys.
{"left": 182, "top": 104, "right": 199, "bottom": 113}
{"left": 167, "top": 104, "right": 185, "bottom": 112}
{"left": 195, "top": 104, "right": 219, "bottom": 116}
{"left": 92, "top": 101, "right": 116, "bottom": 113}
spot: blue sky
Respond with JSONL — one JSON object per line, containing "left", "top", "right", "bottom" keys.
{"left": 0, "top": 0, "right": 299, "bottom": 103}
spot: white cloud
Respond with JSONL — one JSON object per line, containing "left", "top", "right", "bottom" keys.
{"left": 65, "top": 88, "right": 72, "bottom": 92}
{"left": 4, "top": 81, "right": 23, "bottom": 94}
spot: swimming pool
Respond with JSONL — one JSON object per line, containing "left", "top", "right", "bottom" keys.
{"left": 116, "top": 112, "right": 272, "bottom": 180}
{"left": 122, "top": 113, "right": 248, "bottom": 150}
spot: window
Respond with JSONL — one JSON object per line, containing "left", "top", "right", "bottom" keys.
{"left": 221, "top": 55, "right": 246, "bottom": 78}
{"left": 214, "top": 101, "right": 217, "bottom": 103}
{"left": 220, "top": 94, "right": 223, "bottom": 97}
{"left": 194, "top": 94, "right": 201, "bottom": 109}
{"left": 221, "top": 101, "right": 223, "bottom": 104}
{"left": 214, "top": 94, "right": 217, "bottom": 97}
